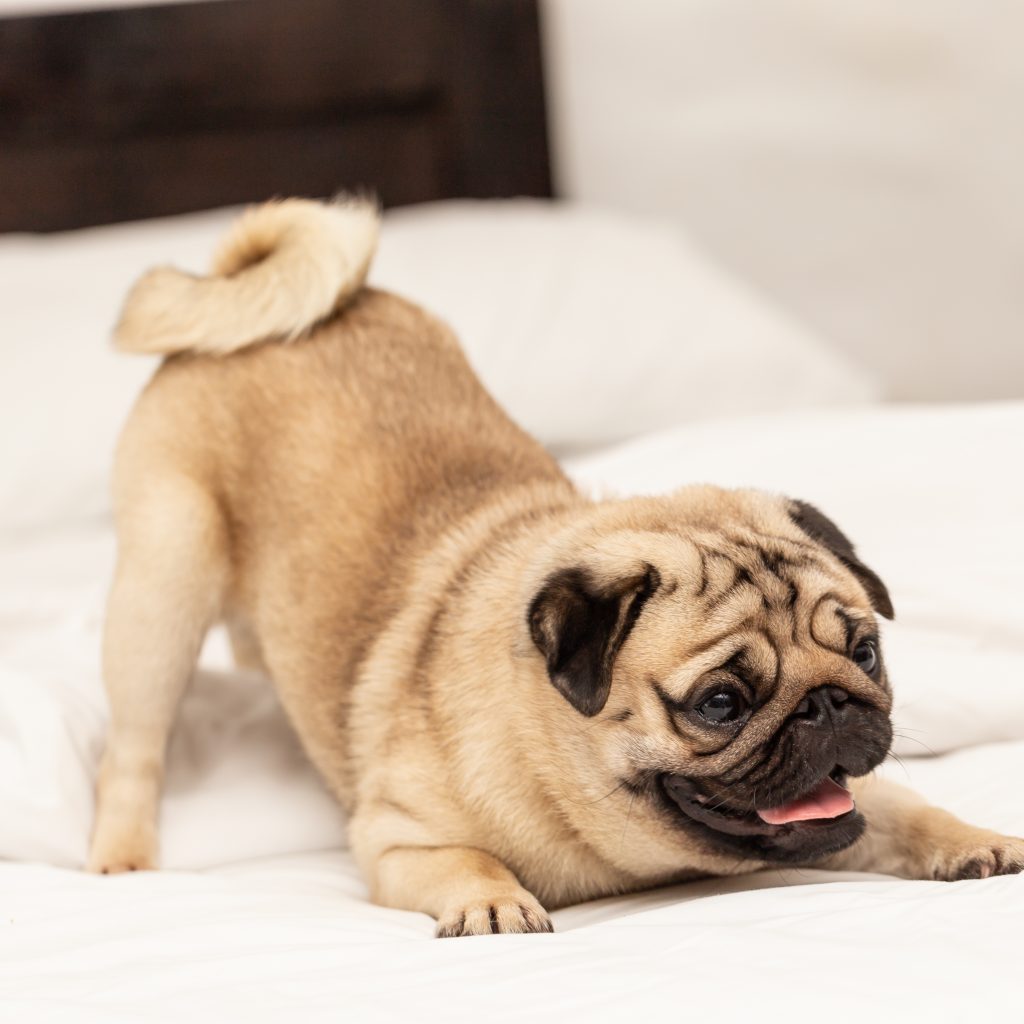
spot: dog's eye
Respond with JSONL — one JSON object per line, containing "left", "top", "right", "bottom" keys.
{"left": 852, "top": 639, "right": 878, "bottom": 675}
{"left": 697, "top": 690, "right": 746, "bottom": 724}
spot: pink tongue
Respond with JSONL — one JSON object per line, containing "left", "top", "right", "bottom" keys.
{"left": 756, "top": 777, "right": 854, "bottom": 825}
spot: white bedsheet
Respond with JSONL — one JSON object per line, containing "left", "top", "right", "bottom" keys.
{"left": 2, "top": 402, "right": 1023, "bottom": 1021}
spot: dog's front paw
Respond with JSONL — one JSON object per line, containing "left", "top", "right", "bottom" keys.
{"left": 435, "top": 891, "right": 553, "bottom": 937}
{"left": 930, "top": 832, "right": 1024, "bottom": 881}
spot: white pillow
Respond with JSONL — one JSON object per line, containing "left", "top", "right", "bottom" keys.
{"left": 373, "top": 200, "right": 877, "bottom": 450}
{"left": 1, "top": 210, "right": 226, "bottom": 532}
{"left": 0, "top": 199, "right": 877, "bottom": 530}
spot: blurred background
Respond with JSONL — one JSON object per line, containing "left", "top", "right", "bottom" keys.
{"left": 3, "top": 0, "right": 1023, "bottom": 405}
{"left": 547, "top": 0, "right": 1024, "bottom": 403}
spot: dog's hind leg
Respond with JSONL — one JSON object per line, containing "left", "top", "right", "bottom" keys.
{"left": 88, "top": 475, "right": 229, "bottom": 874}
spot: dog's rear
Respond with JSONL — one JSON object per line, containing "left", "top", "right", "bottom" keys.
{"left": 91, "top": 198, "right": 379, "bottom": 871}
{"left": 89, "top": 198, "right": 564, "bottom": 875}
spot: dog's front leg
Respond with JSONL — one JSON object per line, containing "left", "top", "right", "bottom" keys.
{"left": 363, "top": 843, "right": 553, "bottom": 937}
{"left": 821, "top": 775, "right": 1024, "bottom": 881}
{"left": 347, "top": 763, "right": 554, "bottom": 937}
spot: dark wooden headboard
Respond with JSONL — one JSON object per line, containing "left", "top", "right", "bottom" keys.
{"left": 0, "top": 0, "right": 552, "bottom": 233}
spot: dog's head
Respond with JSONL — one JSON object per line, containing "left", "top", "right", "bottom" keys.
{"left": 526, "top": 487, "right": 893, "bottom": 873}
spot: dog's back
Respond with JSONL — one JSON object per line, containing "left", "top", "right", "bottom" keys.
{"left": 114, "top": 201, "right": 563, "bottom": 610}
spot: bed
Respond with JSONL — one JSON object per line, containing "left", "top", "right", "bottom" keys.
{"left": 2, "top": 2, "right": 1023, "bottom": 1021}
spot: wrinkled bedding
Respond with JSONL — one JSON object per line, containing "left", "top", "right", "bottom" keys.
{"left": 2, "top": 401, "right": 1023, "bottom": 1022}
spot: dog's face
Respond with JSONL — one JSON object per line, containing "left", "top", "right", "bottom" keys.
{"left": 527, "top": 487, "right": 894, "bottom": 874}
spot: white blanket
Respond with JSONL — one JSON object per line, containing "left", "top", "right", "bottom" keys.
{"left": 2, "top": 402, "right": 1023, "bottom": 1021}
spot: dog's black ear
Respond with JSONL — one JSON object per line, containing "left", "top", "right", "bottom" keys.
{"left": 789, "top": 500, "right": 894, "bottom": 619}
{"left": 528, "top": 564, "right": 660, "bottom": 716}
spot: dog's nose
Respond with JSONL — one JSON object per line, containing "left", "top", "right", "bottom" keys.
{"left": 791, "top": 686, "right": 850, "bottom": 724}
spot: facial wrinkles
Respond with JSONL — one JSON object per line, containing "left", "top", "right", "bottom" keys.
{"left": 645, "top": 544, "right": 887, "bottom": 778}
{"left": 688, "top": 526, "right": 830, "bottom": 620}
{"left": 810, "top": 594, "right": 859, "bottom": 653}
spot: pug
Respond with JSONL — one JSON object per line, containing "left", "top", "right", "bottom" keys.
{"left": 89, "top": 198, "right": 1024, "bottom": 936}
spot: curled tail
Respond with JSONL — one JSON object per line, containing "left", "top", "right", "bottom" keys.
{"left": 114, "top": 196, "right": 380, "bottom": 356}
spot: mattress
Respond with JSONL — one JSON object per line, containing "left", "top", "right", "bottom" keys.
{"left": 2, "top": 401, "right": 1023, "bottom": 1022}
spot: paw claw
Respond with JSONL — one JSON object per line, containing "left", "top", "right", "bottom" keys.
{"left": 933, "top": 834, "right": 1024, "bottom": 882}
{"left": 435, "top": 894, "right": 552, "bottom": 938}
{"left": 89, "top": 858, "right": 154, "bottom": 875}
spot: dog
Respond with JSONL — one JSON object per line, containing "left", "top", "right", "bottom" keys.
{"left": 89, "top": 197, "right": 1024, "bottom": 936}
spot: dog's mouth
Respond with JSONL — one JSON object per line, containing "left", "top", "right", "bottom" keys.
{"left": 659, "top": 766, "right": 861, "bottom": 850}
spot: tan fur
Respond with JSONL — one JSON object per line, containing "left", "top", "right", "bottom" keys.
{"left": 90, "top": 199, "right": 1024, "bottom": 932}
{"left": 115, "top": 196, "right": 379, "bottom": 355}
